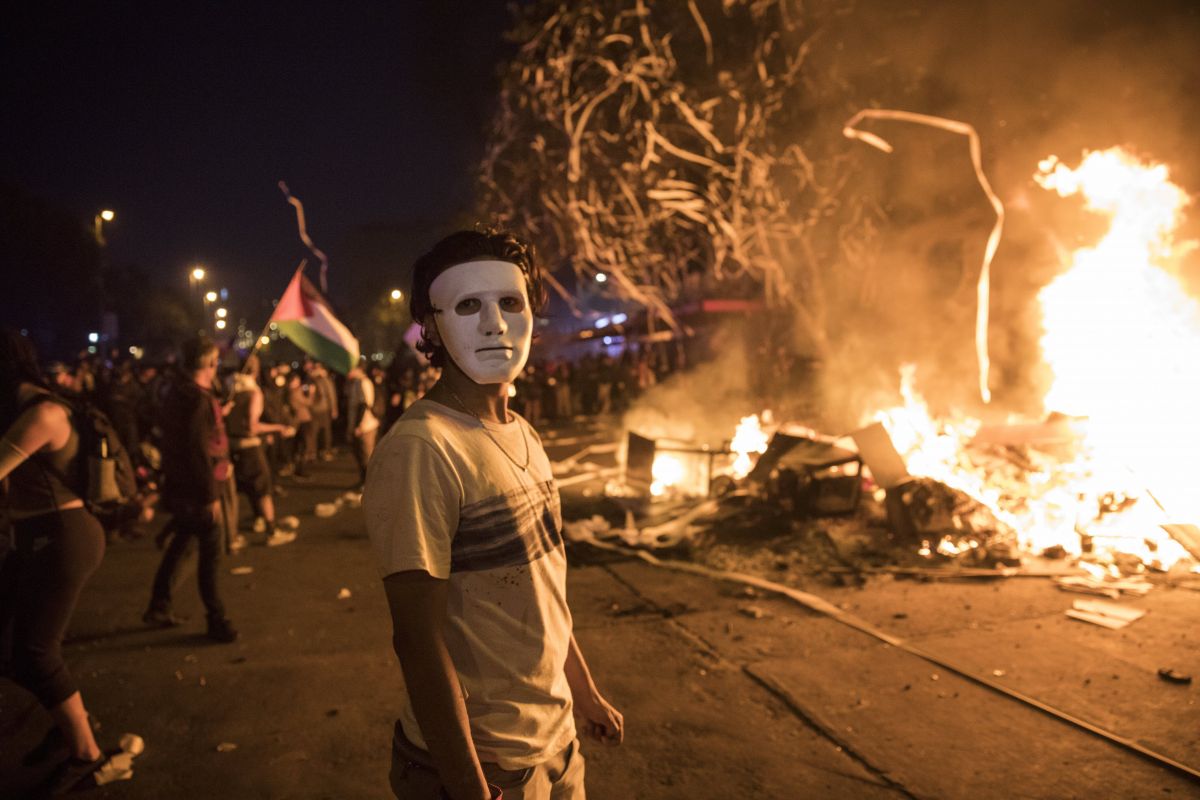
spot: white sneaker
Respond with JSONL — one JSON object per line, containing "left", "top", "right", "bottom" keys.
{"left": 278, "top": 515, "right": 301, "bottom": 530}
{"left": 263, "top": 530, "right": 297, "bottom": 547}
{"left": 230, "top": 534, "right": 248, "bottom": 553}
{"left": 252, "top": 517, "right": 267, "bottom": 534}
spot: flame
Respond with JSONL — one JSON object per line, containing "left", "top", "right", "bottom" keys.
{"left": 1036, "top": 149, "right": 1199, "bottom": 518}
{"left": 730, "top": 414, "right": 770, "bottom": 479}
{"left": 869, "top": 147, "right": 1199, "bottom": 572}
{"left": 650, "top": 453, "right": 687, "bottom": 497}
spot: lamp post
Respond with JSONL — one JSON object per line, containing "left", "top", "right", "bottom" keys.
{"left": 93, "top": 209, "right": 115, "bottom": 246}
{"left": 188, "top": 266, "right": 208, "bottom": 329}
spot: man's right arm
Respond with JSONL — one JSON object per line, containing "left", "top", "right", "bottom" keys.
{"left": 382, "top": 570, "right": 490, "bottom": 800}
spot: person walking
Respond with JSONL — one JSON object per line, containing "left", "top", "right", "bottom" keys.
{"left": 308, "top": 362, "right": 337, "bottom": 462}
{"left": 344, "top": 360, "right": 380, "bottom": 490}
{"left": 286, "top": 372, "right": 315, "bottom": 478}
{"left": 364, "top": 228, "right": 623, "bottom": 800}
{"left": 143, "top": 335, "right": 238, "bottom": 643}
{"left": 0, "top": 329, "right": 112, "bottom": 795}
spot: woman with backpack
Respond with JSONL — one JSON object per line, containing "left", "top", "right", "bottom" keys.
{"left": 0, "top": 328, "right": 111, "bottom": 795}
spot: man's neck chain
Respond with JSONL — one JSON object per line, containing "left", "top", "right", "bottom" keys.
{"left": 445, "top": 385, "right": 530, "bottom": 473}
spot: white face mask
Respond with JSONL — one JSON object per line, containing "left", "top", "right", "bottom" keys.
{"left": 429, "top": 260, "right": 533, "bottom": 385}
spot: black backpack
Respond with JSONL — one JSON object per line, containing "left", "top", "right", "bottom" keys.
{"left": 25, "top": 394, "right": 143, "bottom": 526}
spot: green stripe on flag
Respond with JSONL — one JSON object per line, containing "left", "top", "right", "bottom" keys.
{"left": 276, "top": 320, "right": 356, "bottom": 374}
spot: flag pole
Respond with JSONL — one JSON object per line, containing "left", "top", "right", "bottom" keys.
{"left": 242, "top": 259, "right": 306, "bottom": 373}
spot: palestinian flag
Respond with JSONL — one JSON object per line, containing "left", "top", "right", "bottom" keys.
{"left": 269, "top": 267, "right": 360, "bottom": 374}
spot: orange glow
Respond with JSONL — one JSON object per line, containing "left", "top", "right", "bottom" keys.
{"left": 868, "top": 147, "right": 1199, "bottom": 571}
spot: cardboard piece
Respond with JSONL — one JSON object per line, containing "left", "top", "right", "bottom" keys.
{"left": 1066, "top": 598, "right": 1147, "bottom": 629}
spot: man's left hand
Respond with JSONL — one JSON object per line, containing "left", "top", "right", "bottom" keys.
{"left": 574, "top": 692, "right": 623, "bottom": 746}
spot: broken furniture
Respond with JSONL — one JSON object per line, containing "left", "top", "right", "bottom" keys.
{"left": 746, "top": 431, "right": 862, "bottom": 517}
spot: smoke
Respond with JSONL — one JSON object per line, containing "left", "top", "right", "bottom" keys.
{"left": 617, "top": 0, "right": 1200, "bottom": 436}
{"left": 621, "top": 323, "right": 756, "bottom": 448}
{"left": 797, "top": 0, "right": 1200, "bottom": 424}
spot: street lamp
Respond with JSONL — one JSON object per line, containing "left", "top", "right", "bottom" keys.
{"left": 205, "top": 290, "right": 218, "bottom": 303}
{"left": 93, "top": 209, "right": 115, "bottom": 245}
{"left": 215, "top": 307, "right": 228, "bottom": 319}
{"left": 215, "top": 318, "right": 227, "bottom": 330}
{"left": 390, "top": 289, "right": 403, "bottom": 301}
{"left": 191, "top": 266, "right": 206, "bottom": 282}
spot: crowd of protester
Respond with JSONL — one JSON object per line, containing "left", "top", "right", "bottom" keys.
{"left": 0, "top": 325, "right": 684, "bottom": 795}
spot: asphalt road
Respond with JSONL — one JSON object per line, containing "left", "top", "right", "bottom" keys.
{"left": 2, "top": 442, "right": 1198, "bottom": 799}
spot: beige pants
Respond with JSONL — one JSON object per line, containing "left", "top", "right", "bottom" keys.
{"left": 390, "top": 722, "right": 585, "bottom": 800}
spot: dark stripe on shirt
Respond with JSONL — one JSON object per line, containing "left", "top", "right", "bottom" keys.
{"left": 450, "top": 480, "right": 563, "bottom": 573}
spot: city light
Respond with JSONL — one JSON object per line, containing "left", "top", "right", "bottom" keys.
{"left": 594, "top": 272, "right": 607, "bottom": 283}
{"left": 594, "top": 317, "right": 610, "bottom": 329}
{"left": 87, "top": 332, "right": 99, "bottom": 343}
{"left": 191, "top": 266, "right": 206, "bottom": 281}
{"left": 260, "top": 336, "right": 270, "bottom": 346}
{"left": 215, "top": 307, "right": 228, "bottom": 319}
{"left": 611, "top": 312, "right": 628, "bottom": 325}
{"left": 215, "top": 319, "right": 227, "bottom": 330}
{"left": 205, "top": 290, "right": 218, "bottom": 302}
{"left": 100, "top": 209, "right": 115, "bottom": 222}
{"left": 390, "top": 289, "right": 403, "bottom": 301}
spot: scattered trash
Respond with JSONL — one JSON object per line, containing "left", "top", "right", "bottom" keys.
{"left": 738, "top": 606, "right": 765, "bottom": 619}
{"left": 930, "top": 673, "right": 940, "bottom": 681}
{"left": 1055, "top": 575, "right": 1152, "bottom": 599}
{"left": 1065, "top": 599, "right": 1147, "bottom": 629}
{"left": 174, "top": 670, "right": 184, "bottom": 681}
{"left": 992, "top": 669, "right": 1006, "bottom": 677}
{"left": 1157, "top": 668, "right": 1193, "bottom": 685}
{"left": 326, "top": 708, "right": 339, "bottom": 717}
{"left": 315, "top": 502, "right": 339, "bottom": 518}
{"left": 337, "top": 587, "right": 352, "bottom": 600}
{"left": 563, "top": 515, "right": 612, "bottom": 542}
{"left": 183, "top": 654, "right": 197, "bottom": 663}
{"left": 216, "top": 742, "right": 238, "bottom": 753}
{"left": 94, "top": 734, "right": 145, "bottom": 786}
{"left": 230, "top": 566, "right": 254, "bottom": 576}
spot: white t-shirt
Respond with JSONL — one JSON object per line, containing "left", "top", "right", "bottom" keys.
{"left": 363, "top": 397, "right": 575, "bottom": 769}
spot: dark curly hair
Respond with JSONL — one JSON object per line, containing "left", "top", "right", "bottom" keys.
{"left": 410, "top": 225, "right": 546, "bottom": 368}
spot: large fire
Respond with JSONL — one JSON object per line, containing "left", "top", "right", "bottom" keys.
{"left": 639, "top": 147, "right": 1197, "bottom": 572}
{"left": 873, "top": 147, "right": 1198, "bottom": 571}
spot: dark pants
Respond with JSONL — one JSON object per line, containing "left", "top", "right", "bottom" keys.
{"left": 352, "top": 428, "right": 377, "bottom": 486}
{"left": 314, "top": 411, "right": 333, "bottom": 455}
{"left": 295, "top": 421, "right": 315, "bottom": 468}
{"left": 0, "top": 509, "right": 105, "bottom": 708}
{"left": 148, "top": 506, "right": 226, "bottom": 620}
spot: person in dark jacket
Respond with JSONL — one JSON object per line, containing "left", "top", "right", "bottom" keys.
{"left": 142, "top": 336, "right": 237, "bottom": 643}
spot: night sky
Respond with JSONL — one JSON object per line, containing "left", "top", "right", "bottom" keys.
{"left": 2, "top": 1, "right": 513, "bottom": 317}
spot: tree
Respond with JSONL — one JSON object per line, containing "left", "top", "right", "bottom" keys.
{"left": 479, "top": 0, "right": 876, "bottom": 357}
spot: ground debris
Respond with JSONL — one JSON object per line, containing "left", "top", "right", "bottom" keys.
{"left": 1065, "top": 599, "right": 1146, "bottom": 629}
{"left": 1157, "top": 669, "right": 1192, "bottom": 685}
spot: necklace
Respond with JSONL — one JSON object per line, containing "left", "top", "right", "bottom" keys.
{"left": 445, "top": 386, "right": 531, "bottom": 472}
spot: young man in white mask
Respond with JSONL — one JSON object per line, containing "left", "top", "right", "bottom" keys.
{"left": 364, "top": 228, "right": 623, "bottom": 800}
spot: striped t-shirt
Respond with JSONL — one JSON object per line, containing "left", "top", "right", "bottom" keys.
{"left": 363, "top": 397, "right": 575, "bottom": 769}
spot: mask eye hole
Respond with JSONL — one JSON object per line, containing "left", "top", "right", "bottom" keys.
{"left": 499, "top": 295, "right": 526, "bottom": 313}
{"left": 454, "top": 298, "right": 482, "bottom": 316}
